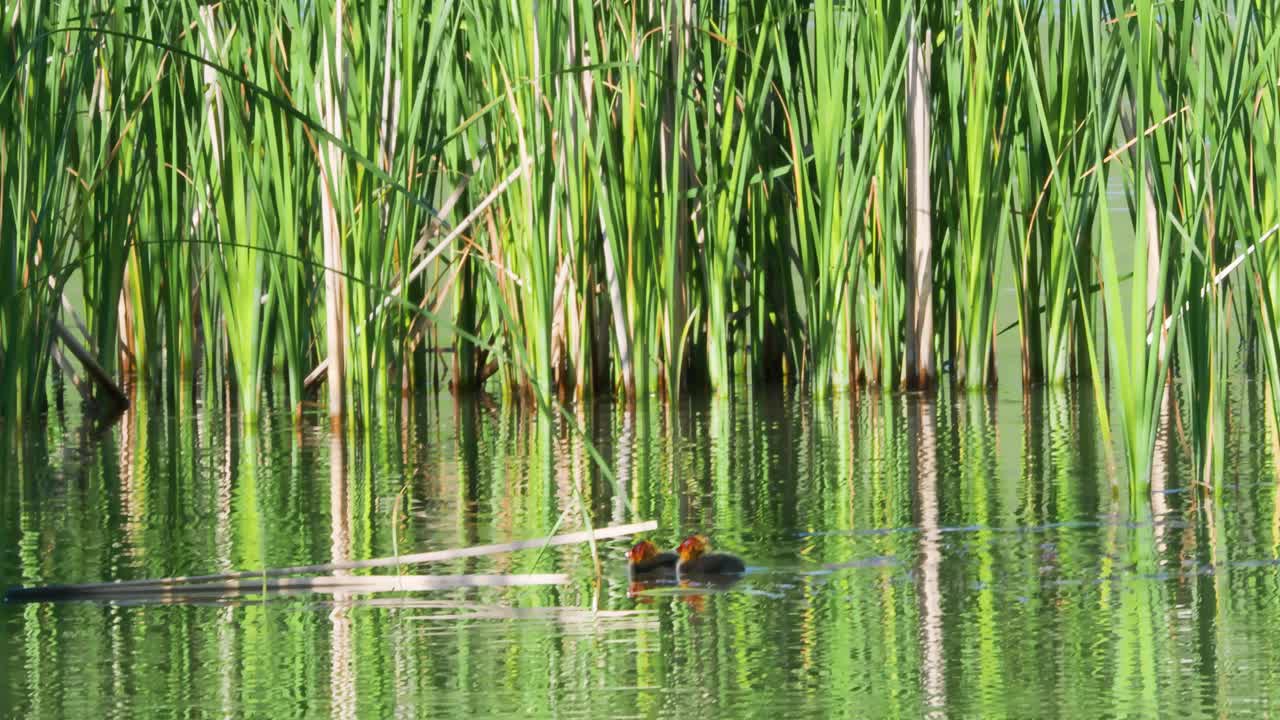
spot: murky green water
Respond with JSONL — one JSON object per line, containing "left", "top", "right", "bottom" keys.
{"left": 4, "top": 382, "right": 1280, "bottom": 718}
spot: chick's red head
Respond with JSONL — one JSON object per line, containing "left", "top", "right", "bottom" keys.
{"left": 677, "top": 535, "right": 709, "bottom": 562}
{"left": 628, "top": 540, "right": 660, "bottom": 564}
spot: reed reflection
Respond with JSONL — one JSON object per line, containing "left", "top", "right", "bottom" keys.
{"left": 910, "top": 394, "right": 946, "bottom": 719}
{"left": 329, "top": 423, "right": 355, "bottom": 720}
{"left": 5, "top": 386, "right": 1280, "bottom": 717}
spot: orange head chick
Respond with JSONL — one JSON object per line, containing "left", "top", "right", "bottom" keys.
{"left": 628, "top": 540, "right": 661, "bottom": 565}
{"left": 676, "top": 535, "right": 709, "bottom": 563}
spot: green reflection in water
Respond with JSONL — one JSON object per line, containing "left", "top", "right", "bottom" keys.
{"left": 5, "top": 385, "right": 1280, "bottom": 717}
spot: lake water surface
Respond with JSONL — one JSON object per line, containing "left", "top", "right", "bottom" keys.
{"left": 4, "top": 383, "right": 1280, "bottom": 718}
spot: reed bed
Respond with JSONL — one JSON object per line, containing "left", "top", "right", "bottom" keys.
{"left": 3, "top": 2, "right": 1280, "bottom": 487}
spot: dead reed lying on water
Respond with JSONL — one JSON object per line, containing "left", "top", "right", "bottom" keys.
{"left": 3, "top": 574, "right": 572, "bottom": 604}
{"left": 3, "top": 521, "right": 657, "bottom": 604}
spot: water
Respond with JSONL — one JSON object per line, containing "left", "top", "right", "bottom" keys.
{"left": 3, "top": 382, "right": 1280, "bottom": 718}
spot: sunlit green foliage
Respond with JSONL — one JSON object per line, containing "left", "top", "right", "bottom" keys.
{"left": 3, "top": 2, "right": 1280, "bottom": 486}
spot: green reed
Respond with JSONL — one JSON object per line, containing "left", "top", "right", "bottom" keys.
{"left": 1087, "top": 0, "right": 1279, "bottom": 486}
{"left": 1075, "top": 0, "right": 1173, "bottom": 486}
{"left": 470, "top": 0, "right": 565, "bottom": 402}
{"left": 582, "top": 1, "right": 666, "bottom": 400}
{"left": 4, "top": 1, "right": 1280, "bottom": 492}
{"left": 1240, "top": 7, "right": 1280, "bottom": 475}
{"left": 849, "top": 3, "right": 910, "bottom": 389}
{"left": 2, "top": 2, "right": 100, "bottom": 419}
{"left": 693, "top": 0, "right": 780, "bottom": 394}
{"left": 936, "top": 3, "right": 1021, "bottom": 389}
{"left": 1008, "top": 2, "right": 1103, "bottom": 386}
{"left": 1162, "top": 1, "right": 1264, "bottom": 486}
{"left": 779, "top": 1, "right": 908, "bottom": 394}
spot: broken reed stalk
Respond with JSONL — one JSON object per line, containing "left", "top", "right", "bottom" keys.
{"left": 52, "top": 320, "right": 129, "bottom": 410}
{"left": 6, "top": 574, "right": 570, "bottom": 603}
{"left": 4, "top": 520, "right": 658, "bottom": 599}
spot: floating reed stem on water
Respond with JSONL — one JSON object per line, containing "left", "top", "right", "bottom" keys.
{"left": 4, "top": 574, "right": 572, "bottom": 604}
{"left": 3, "top": 520, "right": 657, "bottom": 603}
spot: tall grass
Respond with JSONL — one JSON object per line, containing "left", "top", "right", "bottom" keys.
{"left": 1008, "top": 2, "right": 1103, "bottom": 387}
{"left": 691, "top": 1, "right": 780, "bottom": 393}
{"left": 1249, "top": 6, "right": 1280, "bottom": 462}
{"left": 781, "top": 1, "right": 908, "bottom": 394}
{"left": 934, "top": 3, "right": 1020, "bottom": 390}
{"left": 4, "top": 2, "right": 1280, "bottom": 488}
{"left": 3, "top": 3, "right": 109, "bottom": 419}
